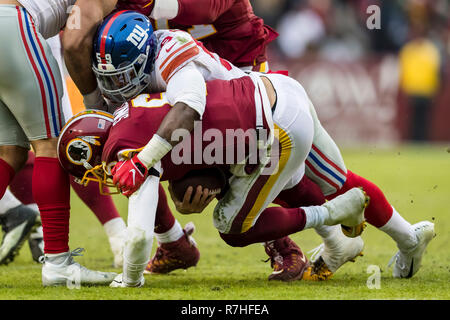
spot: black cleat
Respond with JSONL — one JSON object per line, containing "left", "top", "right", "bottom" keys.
{"left": 28, "top": 215, "right": 44, "bottom": 263}
{"left": 0, "top": 205, "right": 39, "bottom": 265}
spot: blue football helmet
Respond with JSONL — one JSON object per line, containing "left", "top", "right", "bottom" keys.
{"left": 92, "top": 11, "right": 157, "bottom": 103}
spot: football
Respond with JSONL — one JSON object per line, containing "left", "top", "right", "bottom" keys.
{"left": 169, "top": 168, "right": 228, "bottom": 202}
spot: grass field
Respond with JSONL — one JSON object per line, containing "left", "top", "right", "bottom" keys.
{"left": 0, "top": 145, "right": 449, "bottom": 300}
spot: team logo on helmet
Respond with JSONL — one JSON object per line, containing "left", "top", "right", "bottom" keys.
{"left": 79, "top": 135, "right": 102, "bottom": 146}
{"left": 66, "top": 139, "right": 93, "bottom": 165}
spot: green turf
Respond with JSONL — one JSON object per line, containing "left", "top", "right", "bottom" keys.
{"left": 0, "top": 145, "right": 449, "bottom": 300}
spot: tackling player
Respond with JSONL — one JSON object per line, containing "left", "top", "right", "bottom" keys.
{"left": 57, "top": 74, "right": 369, "bottom": 287}
{"left": 63, "top": 0, "right": 277, "bottom": 112}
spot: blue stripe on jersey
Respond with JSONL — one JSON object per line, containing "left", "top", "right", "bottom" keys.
{"left": 308, "top": 152, "right": 345, "bottom": 185}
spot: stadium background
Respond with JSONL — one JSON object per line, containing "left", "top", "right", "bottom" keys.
{"left": 1, "top": 0, "right": 448, "bottom": 300}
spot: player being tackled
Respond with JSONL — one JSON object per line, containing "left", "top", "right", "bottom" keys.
{"left": 57, "top": 70, "right": 369, "bottom": 287}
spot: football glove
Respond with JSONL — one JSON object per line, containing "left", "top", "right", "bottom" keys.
{"left": 112, "top": 155, "right": 148, "bottom": 197}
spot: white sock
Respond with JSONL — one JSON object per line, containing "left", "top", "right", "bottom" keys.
{"left": 155, "top": 220, "right": 184, "bottom": 244}
{"left": 379, "top": 206, "right": 417, "bottom": 251}
{"left": 103, "top": 217, "right": 127, "bottom": 239}
{"left": 303, "top": 206, "right": 329, "bottom": 229}
{"left": 123, "top": 226, "right": 152, "bottom": 285}
{"left": 123, "top": 260, "right": 147, "bottom": 285}
{"left": 0, "top": 189, "right": 22, "bottom": 215}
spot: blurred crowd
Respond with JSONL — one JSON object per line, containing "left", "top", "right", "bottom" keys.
{"left": 252, "top": 0, "right": 450, "bottom": 141}
{"left": 252, "top": 0, "right": 449, "bottom": 61}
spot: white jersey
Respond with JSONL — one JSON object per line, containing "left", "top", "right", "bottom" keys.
{"left": 149, "top": 30, "right": 246, "bottom": 90}
{"left": 47, "top": 35, "right": 72, "bottom": 121}
{"left": 18, "top": 0, "right": 75, "bottom": 39}
{"left": 147, "top": 29, "right": 246, "bottom": 116}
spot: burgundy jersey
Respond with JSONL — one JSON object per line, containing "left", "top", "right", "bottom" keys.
{"left": 102, "top": 76, "right": 269, "bottom": 181}
{"left": 116, "top": 0, "right": 278, "bottom": 68}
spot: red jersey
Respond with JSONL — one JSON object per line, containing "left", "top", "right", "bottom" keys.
{"left": 102, "top": 76, "right": 270, "bottom": 181}
{"left": 116, "top": 0, "right": 278, "bottom": 68}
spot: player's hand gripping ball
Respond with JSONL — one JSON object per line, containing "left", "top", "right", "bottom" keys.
{"left": 169, "top": 168, "right": 227, "bottom": 214}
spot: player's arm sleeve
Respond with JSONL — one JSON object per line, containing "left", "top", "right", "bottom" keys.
{"left": 166, "top": 62, "right": 206, "bottom": 118}
{"left": 170, "top": 0, "right": 235, "bottom": 24}
{"left": 137, "top": 65, "right": 204, "bottom": 168}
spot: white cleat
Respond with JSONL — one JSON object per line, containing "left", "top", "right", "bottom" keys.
{"left": 41, "top": 248, "right": 117, "bottom": 287}
{"left": 110, "top": 273, "right": 145, "bottom": 288}
{"left": 388, "top": 221, "right": 436, "bottom": 278}
{"left": 323, "top": 187, "right": 369, "bottom": 227}
{"left": 310, "top": 225, "right": 364, "bottom": 273}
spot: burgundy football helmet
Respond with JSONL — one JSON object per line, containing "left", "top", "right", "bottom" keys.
{"left": 57, "top": 110, "right": 118, "bottom": 194}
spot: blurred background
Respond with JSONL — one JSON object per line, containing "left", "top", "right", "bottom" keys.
{"left": 251, "top": 0, "right": 450, "bottom": 145}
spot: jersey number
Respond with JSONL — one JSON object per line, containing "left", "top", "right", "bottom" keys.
{"left": 131, "top": 93, "right": 169, "bottom": 108}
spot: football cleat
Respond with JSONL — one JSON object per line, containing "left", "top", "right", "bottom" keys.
{"left": 303, "top": 225, "right": 364, "bottom": 281}
{"left": 0, "top": 205, "right": 40, "bottom": 265}
{"left": 323, "top": 187, "right": 369, "bottom": 227}
{"left": 264, "top": 236, "right": 309, "bottom": 282}
{"left": 302, "top": 257, "right": 333, "bottom": 281}
{"left": 41, "top": 248, "right": 117, "bottom": 287}
{"left": 341, "top": 221, "right": 367, "bottom": 238}
{"left": 110, "top": 273, "right": 145, "bottom": 288}
{"left": 28, "top": 224, "right": 44, "bottom": 263}
{"left": 145, "top": 222, "right": 200, "bottom": 274}
{"left": 388, "top": 221, "right": 436, "bottom": 278}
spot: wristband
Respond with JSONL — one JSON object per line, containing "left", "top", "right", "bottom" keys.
{"left": 150, "top": 0, "right": 179, "bottom": 20}
{"left": 137, "top": 134, "right": 172, "bottom": 169}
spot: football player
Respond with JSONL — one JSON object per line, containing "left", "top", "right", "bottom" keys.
{"left": 58, "top": 74, "right": 369, "bottom": 287}
{"left": 90, "top": 11, "right": 436, "bottom": 281}
{"left": 57, "top": 0, "right": 304, "bottom": 281}
{"left": 0, "top": 0, "right": 117, "bottom": 286}
{"left": 90, "top": 10, "right": 315, "bottom": 281}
